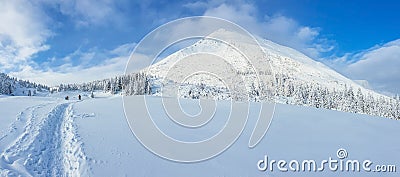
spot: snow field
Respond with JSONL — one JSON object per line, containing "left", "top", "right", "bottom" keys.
{"left": 0, "top": 92, "right": 398, "bottom": 176}
{"left": 73, "top": 95, "right": 400, "bottom": 177}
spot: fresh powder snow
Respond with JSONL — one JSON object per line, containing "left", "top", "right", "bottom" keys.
{"left": 1, "top": 94, "right": 399, "bottom": 176}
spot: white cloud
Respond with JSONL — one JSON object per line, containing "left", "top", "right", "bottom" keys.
{"left": 9, "top": 43, "right": 135, "bottom": 86}
{"left": 0, "top": 0, "right": 133, "bottom": 86}
{"left": 204, "top": 3, "right": 261, "bottom": 35}
{"left": 39, "top": 0, "right": 121, "bottom": 27}
{"left": 343, "top": 39, "right": 400, "bottom": 95}
{"left": 9, "top": 56, "right": 127, "bottom": 86}
{"left": 183, "top": 1, "right": 209, "bottom": 10}
{"left": 0, "top": 0, "right": 52, "bottom": 71}
{"left": 201, "top": 2, "right": 334, "bottom": 58}
{"left": 110, "top": 43, "right": 135, "bottom": 56}
{"left": 297, "top": 27, "right": 319, "bottom": 41}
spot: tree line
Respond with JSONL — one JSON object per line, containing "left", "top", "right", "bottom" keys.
{"left": 55, "top": 71, "right": 400, "bottom": 120}
{"left": 56, "top": 72, "right": 151, "bottom": 95}
{"left": 160, "top": 73, "right": 400, "bottom": 120}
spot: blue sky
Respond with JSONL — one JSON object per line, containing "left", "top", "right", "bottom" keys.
{"left": 0, "top": 0, "right": 399, "bottom": 95}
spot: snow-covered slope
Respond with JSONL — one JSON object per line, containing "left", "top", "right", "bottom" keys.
{"left": 145, "top": 29, "right": 375, "bottom": 97}
{"left": 146, "top": 29, "right": 271, "bottom": 92}
{"left": 262, "top": 39, "right": 352, "bottom": 86}
{"left": 0, "top": 73, "right": 49, "bottom": 96}
{"left": 143, "top": 29, "right": 400, "bottom": 119}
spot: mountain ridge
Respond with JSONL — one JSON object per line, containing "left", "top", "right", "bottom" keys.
{"left": 146, "top": 28, "right": 373, "bottom": 95}
{"left": 143, "top": 29, "right": 400, "bottom": 119}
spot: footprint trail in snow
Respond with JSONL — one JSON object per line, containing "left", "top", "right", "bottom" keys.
{"left": 0, "top": 101, "right": 90, "bottom": 177}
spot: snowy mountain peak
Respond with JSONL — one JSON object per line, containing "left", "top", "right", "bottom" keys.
{"left": 146, "top": 28, "right": 363, "bottom": 92}
{"left": 142, "top": 28, "right": 399, "bottom": 119}
{"left": 206, "top": 28, "right": 256, "bottom": 44}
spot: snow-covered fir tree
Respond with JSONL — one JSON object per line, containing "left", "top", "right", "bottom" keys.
{"left": 0, "top": 73, "right": 49, "bottom": 96}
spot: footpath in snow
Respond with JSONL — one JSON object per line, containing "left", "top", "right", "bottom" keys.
{"left": 0, "top": 96, "right": 89, "bottom": 176}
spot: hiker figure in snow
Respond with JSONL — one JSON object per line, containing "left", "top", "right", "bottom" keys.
{"left": 78, "top": 95, "right": 81, "bottom": 100}
{"left": 65, "top": 96, "right": 69, "bottom": 100}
